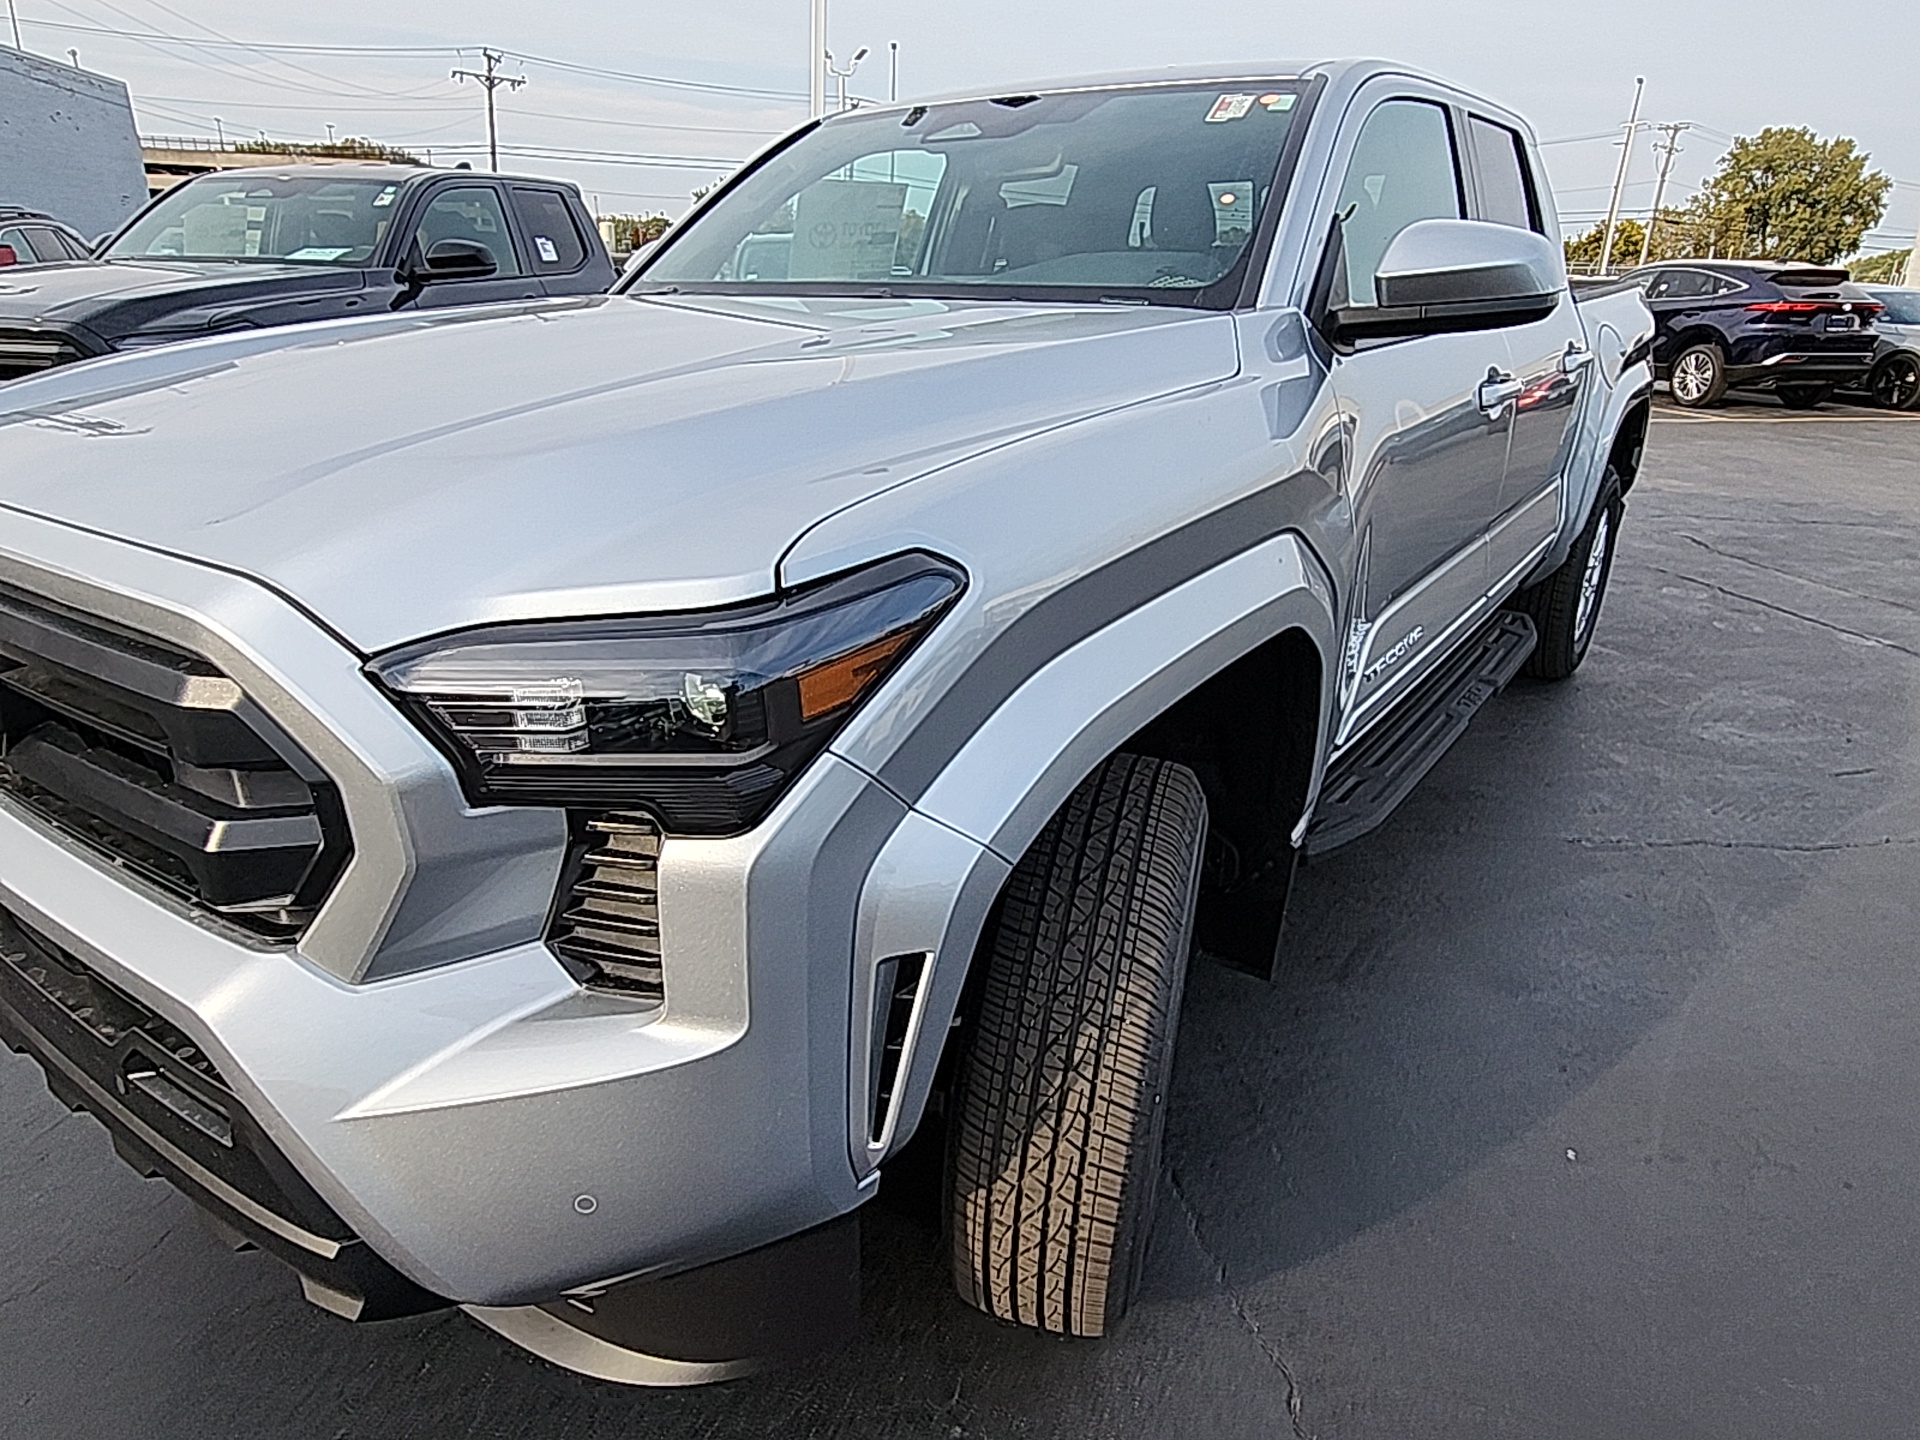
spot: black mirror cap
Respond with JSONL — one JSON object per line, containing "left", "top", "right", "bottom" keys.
{"left": 1328, "top": 291, "right": 1561, "bottom": 343}
{"left": 416, "top": 238, "right": 499, "bottom": 281}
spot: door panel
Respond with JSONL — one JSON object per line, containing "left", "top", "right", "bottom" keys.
{"left": 1493, "top": 291, "right": 1588, "bottom": 583}
{"left": 1324, "top": 97, "right": 1512, "bottom": 739}
{"left": 405, "top": 184, "right": 543, "bottom": 310}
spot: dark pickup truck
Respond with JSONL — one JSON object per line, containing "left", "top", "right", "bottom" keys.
{"left": 0, "top": 165, "right": 614, "bottom": 381}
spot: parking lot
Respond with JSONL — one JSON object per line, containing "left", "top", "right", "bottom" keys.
{"left": 3, "top": 393, "right": 1919, "bottom": 1439}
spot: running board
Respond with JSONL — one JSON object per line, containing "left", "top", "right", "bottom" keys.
{"left": 1306, "top": 612, "right": 1537, "bottom": 856}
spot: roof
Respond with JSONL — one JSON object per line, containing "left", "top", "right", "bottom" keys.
{"left": 169, "top": 163, "right": 581, "bottom": 191}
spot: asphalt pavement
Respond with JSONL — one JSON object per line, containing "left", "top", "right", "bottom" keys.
{"left": 5, "top": 395, "right": 1920, "bottom": 1439}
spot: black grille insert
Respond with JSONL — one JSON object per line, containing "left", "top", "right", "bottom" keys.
{"left": 0, "top": 583, "right": 349, "bottom": 940}
{"left": 549, "top": 813, "right": 665, "bottom": 1004}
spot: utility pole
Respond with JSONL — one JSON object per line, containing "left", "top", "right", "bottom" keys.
{"left": 451, "top": 49, "right": 525, "bottom": 172}
{"left": 5, "top": 0, "right": 22, "bottom": 52}
{"left": 809, "top": 0, "right": 826, "bottom": 119}
{"left": 1638, "top": 122, "right": 1690, "bottom": 266}
{"left": 889, "top": 41, "right": 898, "bottom": 102}
{"left": 1598, "top": 76, "right": 1647, "bottom": 276}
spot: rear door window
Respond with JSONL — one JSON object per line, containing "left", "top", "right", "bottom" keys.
{"left": 1333, "top": 99, "right": 1466, "bottom": 307}
{"left": 1467, "top": 117, "right": 1541, "bottom": 233}
{"left": 509, "top": 187, "right": 588, "bottom": 272}
{"left": 415, "top": 186, "right": 522, "bottom": 275}
{"left": 24, "top": 228, "right": 75, "bottom": 262}
{"left": 0, "top": 226, "right": 34, "bottom": 264}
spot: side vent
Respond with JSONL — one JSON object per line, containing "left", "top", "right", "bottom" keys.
{"left": 867, "top": 953, "right": 929, "bottom": 1146}
{"left": 549, "top": 815, "right": 664, "bottom": 1005}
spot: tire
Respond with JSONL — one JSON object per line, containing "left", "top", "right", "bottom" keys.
{"left": 1508, "top": 469, "right": 1624, "bottom": 681}
{"left": 1668, "top": 343, "right": 1728, "bottom": 408}
{"left": 1776, "top": 383, "right": 1832, "bottom": 409}
{"left": 948, "top": 753, "right": 1207, "bottom": 1338}
{"left": 1869, "top": 353, "right": 1920, "bottom": 411}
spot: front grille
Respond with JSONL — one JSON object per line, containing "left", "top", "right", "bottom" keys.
{"left": 549, "top": 813, "right": 664, "bottom": 1004}
{"left": 0, "top": 905, "right": 445, "bottom": 1320}
{"left": 0, "top": 327, "right": 90, "bottom": 382}
{"left": 0, "top": 582, "right": 349, "bottom": 940}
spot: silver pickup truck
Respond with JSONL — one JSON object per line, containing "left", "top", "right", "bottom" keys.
{"left": 0, "top": 61, "right": 1653, "bottom": 1382}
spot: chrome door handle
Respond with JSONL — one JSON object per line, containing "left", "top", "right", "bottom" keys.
{"left": 1561, "top": 343, "right": 1596, "bottom": 375}
{"left": 1477, "top": 371, "right": 1524, "bottom": 418}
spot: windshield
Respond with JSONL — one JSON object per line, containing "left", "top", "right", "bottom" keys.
{"left": 1869, "top": 288, "right": 1920, "bottom": 325}
{"left": 107, "top": 174, "right": 407, "bottom": 265}
{"left": 634, "top": 82, "right": 1307, "bottom": 307}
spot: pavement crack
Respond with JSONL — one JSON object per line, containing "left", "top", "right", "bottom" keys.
{"left": 1674, "top": 534, "right": 1920, "bottom": 617}
{"left": 1168, "top": 1168, "right": 1314, "bottom": 1440}
{"left": 1647, "top": 566, "right": 1920, "bottom": 660}
{"left": 1567, "top": 836, "right": 1920, "bottom": 853}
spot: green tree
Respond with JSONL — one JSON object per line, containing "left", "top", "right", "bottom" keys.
{"left": 234, "top": 137, "right": 421, "bottom": 164}
{"left": 1565, "top": 218, "right": 1646, "bottom": 273}
{"left": 1847, "top": 248, "right": 1910, "bottom": 284}
{"left": 1680, "top": 127, "right": 1890, "bottom": 264}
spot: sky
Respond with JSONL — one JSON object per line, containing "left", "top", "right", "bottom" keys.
{"left": 12, "top": 0, "right": 1919, "bottom": 254}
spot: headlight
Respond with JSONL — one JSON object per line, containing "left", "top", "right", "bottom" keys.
{"left": 368, "top": 553, "right": 965, "bottom": 834}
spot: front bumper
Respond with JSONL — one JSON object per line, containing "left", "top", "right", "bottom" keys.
{"left": 0, "top": 508, "right": 997, "bottom": 1307}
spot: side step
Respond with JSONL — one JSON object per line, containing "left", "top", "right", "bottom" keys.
{"left": 1306, "top": 612, "right": 1537, "bottom": 856}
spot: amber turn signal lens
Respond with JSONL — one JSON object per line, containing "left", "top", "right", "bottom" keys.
{"left": 797, "top": 630, "right": 914, "bottom": 721}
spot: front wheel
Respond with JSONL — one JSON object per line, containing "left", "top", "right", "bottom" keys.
{"left": 1508, "top": 470, "right": 1624, "bottom": 681}
{"left": 948, "top": 754, "right": 1207, "bottom": 1338}
{"left": 1869, "top": 353, "right": 1920, "bottom": 411}
{"left": 1669, "top": 343, "right": 1728, "bottom": 408}
{"left": 1776, "top": 383, "right": 1833, "bottom": 409}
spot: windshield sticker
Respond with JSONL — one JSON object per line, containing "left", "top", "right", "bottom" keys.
{"left": 535, "top": 235, "right": 560, "bottom": 263}
{"left": 373, "top": 186, "right": 398, "bottom": 207}
{"left": 1206, "top": 94, "right": 1256, "bottom": 123}
{"left": 286, "top": 246, "right": 353, "bottom": 261}
{"left": 1259, "top": 93, "right": 1295, "bottom": 112}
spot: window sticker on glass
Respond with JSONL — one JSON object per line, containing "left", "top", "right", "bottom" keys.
{"left": 286, "top": 247, "right": 354, "bottom": 261}
{"left": 1206, "top": 94, "right": 1256, "bottom": 123}
{"left": 535, "top": 235, "right": 560, "bottom": 263}
{"left": 789, "top": 179, "right": 909, "bottom": 281}
{"left": 373, "top": 186, "right": 398, "bottom": 208}
{"left": 1259, "top": 93, "right": 1296, "bottom": 112}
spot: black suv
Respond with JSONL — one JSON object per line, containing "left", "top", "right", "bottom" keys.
{"left": 0, "top": 208, "right": 95, "bottom": 268}
{"left": 0, "top": 166, "right": 614, "bottom": 382}
{"left": 1619, "top": 259, "right": 1882, "bottom": 408}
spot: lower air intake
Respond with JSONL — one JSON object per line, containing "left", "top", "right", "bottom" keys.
{"left": 549, "top": 814, "right": 664, "bottom": 1004}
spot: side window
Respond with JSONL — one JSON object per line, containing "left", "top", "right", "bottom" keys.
{"left": 1333, "top": 99, "right": 1464, "bottom": 307}
{"left": 1467, "top": 117, "right": 1541, "bottom": 232}
{"left": 0, "top": 226, "right": 32, "bottom": 264}
{"left": 415, "top": 186, "right": 521, "bottom": 276}
{"left": 1712, "top": 275, "right": 1746, "bottom": 296}
{"left": 1640, "top": 271, "right": 1674, "bottom": 299}
{"left": 1662, "top": 269, "right": 1716, "bottom": 300}
{"left": 25, "top": 227, "right": 74, "bottom": 262}
{"left": 510, "top": 188, "right": 588, "bottom": 272}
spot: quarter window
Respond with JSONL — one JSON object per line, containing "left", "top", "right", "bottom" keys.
{"left": 416, "top": 187, "right": 522, "bottom": 276}
{"left": 1333, "top": 100, "right": 1464, "bottom": 307}
{"left": 1468, "top": 117, "right": 1541, "bottom": 233}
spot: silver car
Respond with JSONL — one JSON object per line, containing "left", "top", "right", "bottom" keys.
{"left": 1863, "top": 286, "right": 1920, "bottom": 409}
{"left": 0, "top": 61, "right": 1652, "bottom": 1383}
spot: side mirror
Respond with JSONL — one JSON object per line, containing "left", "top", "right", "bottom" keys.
{"left": 1329, "top": 219, "right": 1564, "bottom": 343}
{"left": 412, "top": 238, "right": 499, "bottom": 282}
{"left": 0, "top": 245, "right": 17, "bottom": 268}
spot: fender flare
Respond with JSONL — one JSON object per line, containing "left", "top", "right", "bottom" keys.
{"left": 844, "top": 532, "right": 1337, "bottom": 1174}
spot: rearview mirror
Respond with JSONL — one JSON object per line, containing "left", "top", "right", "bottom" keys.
{"left": 412, "top": 238, "right": 499, "bottom": 282}
{"left": 1329, "top": 219, "right": 1564, "bottom": 343}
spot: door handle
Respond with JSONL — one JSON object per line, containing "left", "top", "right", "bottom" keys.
{"left": 1561, "top": 342, "right": 1596, "bottom": 375}
{"left": 1477, "top": 370, "right": 1523, "bottom": 419}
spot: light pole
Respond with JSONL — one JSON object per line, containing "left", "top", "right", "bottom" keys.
{"left": 5, "top": 0, "right": 22, "bottom": 51}
{"left": 889, "top": 41, "right": 898, "bottom": 102}
{"left": 452, "top": 49, "right": 526, "bottom": 172}
{"left": 826, "top": 45, "right": 867, "bottom": 113}
{"left": 213, "top": 116, "right": 226, "bottom": 148}
{"left": 809, "top": 0, "right": 826, "bottom": 119}
{"left": 1598, "top": 76, "right": 1647, "bottom": 276}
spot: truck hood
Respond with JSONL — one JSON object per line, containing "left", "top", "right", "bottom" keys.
{"left": 0, "top": 294, "right": 1238, "bottom": 650}
{"left": 0, "top": 259, "right": 363, "bottom": 330}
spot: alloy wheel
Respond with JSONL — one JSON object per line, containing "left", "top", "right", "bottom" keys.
{"left": 1872, "top": 355, "right": 1920, "bottom": 411}
{"left": 1576, "top": 511, "right": 1612, "bottom": 645}
{"left": 1673, "top": 352, "right": 1714, "bottom": 404}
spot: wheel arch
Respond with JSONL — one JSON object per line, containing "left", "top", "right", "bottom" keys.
{"left": 847, "top": 533, "right": 1337, "bottom": 1175}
